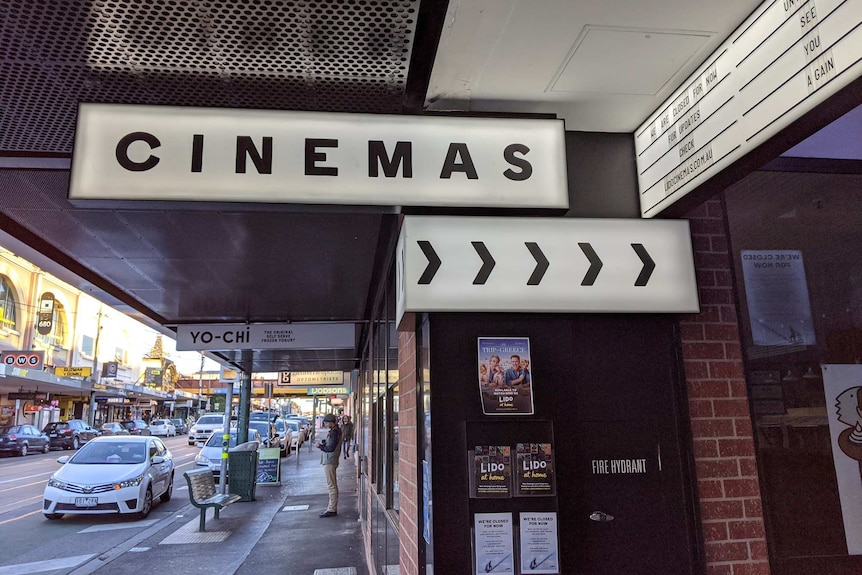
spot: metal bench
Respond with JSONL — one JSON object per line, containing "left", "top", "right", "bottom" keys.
{"left": 183, "top": 468, "right": 242, "bottom": 531}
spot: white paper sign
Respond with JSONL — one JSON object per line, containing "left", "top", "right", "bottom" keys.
{"left": 823, "top": 364, "right": 862, "bottom": 554}
{"left": 519, "top": 512, "right": 560, "bottom": 574}
{"left": 474, "top": 512, "right": 515, "bottom": 575}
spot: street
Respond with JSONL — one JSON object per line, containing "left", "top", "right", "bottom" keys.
{"left": 0, "top": 435, "right": 199, "bottom": 572}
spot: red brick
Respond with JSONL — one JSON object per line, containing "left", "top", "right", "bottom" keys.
{"left": 682, "top": 305, "right": 721, "bottom": 324}
{"left": 714, "top": 269, "right": 733, "bottom": 287}
{"left": 696, "top": 252, "right": 733, "bottom": 270}
{"left": 685, "top": 360, "right": 709, "bottom": 379}
{"left": 714, "top": 399, "right": 751, "bottom": 417}
{"left": 729, "top": 520, "right": 766, "bottom": 539}
{"left": 710, "top": 235, "right": 729, "bottom": 254}
{"left": 696, "top": 458, "right": 740, "bottom": 479}
{"left": 743, "top": 498, "right": 763, "bottom": 518}
{"left": 686, "top": 204, "right": 709, "bottom": 219}
{"left": 720, "top": 305, "right": 739, "bottom": 324}
{"left": 710, "top": 361, "right": 745, "bottom": 379}
{"left": 705, "top": 200, "right": 724, "bottom": 219}
{"left": 697, "top": 269, "right": 717, "bottom": 287}
{"left": 701, "top": 500, "right": 744, "bottom": 520}
{"left": 749, "top": 540, "right": 768, "bottom": 560}
{"left": 694, "top": 438, "right": 720, "bottom": 458}
{"left": 681, "top": 323, "right": 706, "bottom": 342}
{"left": 732, "top": 561, "right": 771, "bottom": 575}
{"left": 729, "top": 381, "right": 749, "bottom": 398}
{"left": 739, "top": 458, "right": 759, "bottom": 477}
{"left": 691, "top": 419, "right": 735, "bottom": 438}
{"left": 719, "top": 438, "right": 755, "bottom": 457}
{"left": 689, "top": 399, "right": 715, "bottom": 417}
{"left": 700, "top": 287, "right": 733, "bottom": 305}
{"left": 692, "top": 235, "right": 712, "bottom": 253}
{"left": 695, "top": 218, "right": 730, "bottom": 236}
{"left": 699, "top": 479, "right": 725, "bottom": 498}
{"left": 724, "top": 479, "right": 760, "bottom": 498}
{"left": 689, "top": 381, "right": 731, "bottom": 398}
{"left": 705, "top": 541, "right": 750, "bottom": 562}
{"left": 703, "top": 521, "right": 729, "bottom": 541}
{"left": 684, "top": 342, "right": 727, "bottom": 360}
{"left": 725, "top": 342, "right": 742, "bottom": 359}
{"left": 706, "top": 565, "right": 732, "bottom": 575}
{"left": 706, "top": 324, "right": 742, "bottom": 342}
{"left": 734, "top": 418, "right": 753, "bottom": 438}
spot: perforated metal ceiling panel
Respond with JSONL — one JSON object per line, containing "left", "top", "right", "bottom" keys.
{"left": 0, "top": 0, "right": 420, "bottom": 153}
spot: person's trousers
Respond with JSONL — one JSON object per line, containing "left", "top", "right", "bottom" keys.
{"left": 342, "top": 439, "right": 352, "bottom": 458}
{"left": 324, "top": 463, "right": 339, "bottom": 512}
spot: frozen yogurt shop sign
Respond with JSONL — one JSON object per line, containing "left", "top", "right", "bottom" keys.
{"left": 69, "top": 104, "right": 568, "bottom": 209}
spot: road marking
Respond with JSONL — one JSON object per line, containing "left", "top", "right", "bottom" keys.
{"left": 78, "top": 519, "right": 158, "bottom": 533}
{"left": 0, "top": 495, "right": 41, "bottom": 511}
{"left": 0, "top": 480, "right": 46, "bottom": 493}
{"left": 0, "top": 472, "right": 52, "bottom": 485}
{"left": 0, "top": 553, "right": 95, "bottom": 575}
{"left": 0, "top": 508, "right": 41, "bottom": 526}
{"left": 283, "top": 505, "right": 309, "bottom": 511}
{"left": 127, "top": 548, "right": 150, "bottom": 552}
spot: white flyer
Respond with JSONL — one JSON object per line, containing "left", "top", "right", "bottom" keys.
{"left": 474, "top": 512, "right": 515, "bottom": 575}
{"left": 519, "top": 512, "right": 560, "bottom": 573}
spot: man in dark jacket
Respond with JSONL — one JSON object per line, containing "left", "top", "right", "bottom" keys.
{"left": 341, "top": 415, "right": 355, "bottom": 459}
{"left": 317, "top": 413, "right": 342, "bottom": 517}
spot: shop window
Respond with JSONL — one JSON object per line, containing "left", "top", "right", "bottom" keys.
{"left": 725, "top": 165, "right": 862, "bottom": 572}
{"left": 0, "top": 275, "right": 19, "bottom": 332}
{"left": 81, "top": 334, "right": 95, "bottom": 357}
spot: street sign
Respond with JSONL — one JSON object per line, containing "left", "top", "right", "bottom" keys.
{"left": 55, "top": 366, "right": 92, "bottom": 377}
{"left": 396, "top": 216, "right": 699, "bottom": 323}
{"left": 277, "top": 371, "right": 345, "bottom": 386}
{"left": 7, "top": 392, "right": 47, "bottom": 400}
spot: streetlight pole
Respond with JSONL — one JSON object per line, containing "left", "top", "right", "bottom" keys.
{"left": 197, "top": 352, "right": 205, "bottom": 416}
{"left": 88, "top": 305, "right": 103, "bottom": 427}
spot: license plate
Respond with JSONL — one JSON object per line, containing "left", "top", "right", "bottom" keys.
{"left": 75, "top": 497, "right": 98, "bottom": 507}
{"left": 49, "top": 433, "right": 57, "bottom": 437}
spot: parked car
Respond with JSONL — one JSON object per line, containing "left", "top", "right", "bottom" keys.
{"left": 42, "top": 435, "right": 174, "bottom": 520}
{"left": 42, "top": 419, "right": 100, "bottom": 450}
{"left": 0, "top": 424, "right": 50, "bottom": 456}
{"left": 100, "top": 422, "right": 130, "bottom": 436}
{"left": 284, "top": 419, "right": 306, "bottom": 450}
{"left": 189, "top": 413, "right": 227, "bottom": 446}
{"left": 148, "top": 419, "right": 176, "bottom": 437}
{"left": 120, "top": 420, "right": 151, "bottom": 436}
{"left": 250, "top": 411, "right": 276, "bottom": 422}
{"left": 170, "top": 418, "right": 188, "bottom": 434}
{"left": 194, "top": 428, "right": 261, "bottom": 478}
{"left": 271, "top": 419, "right": 294, "bottom": 455}
{"left": 248, "top": 420, "right": 283, "bottom": 453}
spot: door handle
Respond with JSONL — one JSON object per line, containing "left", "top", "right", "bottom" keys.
{"left": 589, "top": 511, "right": 614, "bottom": 522}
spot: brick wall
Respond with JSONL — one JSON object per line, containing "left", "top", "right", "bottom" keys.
{"left": 398, "top": 329, "right": 420, "bottom": 575}
{"left": 682, "top": 199, "right": 771, "bottom": 575}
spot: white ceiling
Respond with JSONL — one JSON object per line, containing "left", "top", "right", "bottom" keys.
{"left": 425, "top": 0, "right": 762, "bottom": 132}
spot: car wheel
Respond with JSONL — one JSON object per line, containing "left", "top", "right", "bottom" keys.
{"left": 19, "top": 444, "right": 28, "bottom": 457}
{"left": 72, "top": 437, "right": 80, "bottom": 450}
{"left": 42, "top": 443, "right": 50, "bottom": 454}
{"left": 138, "top": 486, "right": 153, "bottom": 519}
{"left": 161, "top": 473, "right": 174, "bottom": 502}
{"left": 44, "top": 513, "right": 64, "bottom": 520}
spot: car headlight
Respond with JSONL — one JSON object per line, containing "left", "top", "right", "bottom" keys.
{"left": 47, "top": 477, "right": 68, "bottom": 490}
{"left": 190, "top": 427, "right": 198, "bottom": 434}
{"left": 116, "top": 474, "right": 144, "bottom": 489}
{"left": 195, "top": 454, "right": 210, "bottom": 464}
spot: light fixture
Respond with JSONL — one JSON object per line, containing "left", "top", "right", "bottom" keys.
{"left": 781, "top": 369, "right": 799, "bottom": 382}
{"left": 803, "top": 366, "right": 821, "bottom": 380}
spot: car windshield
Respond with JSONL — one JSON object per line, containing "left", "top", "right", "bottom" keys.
{"left": 287, "top": 422, "right": 299, "bottom": 432}
{"left": 45, "top": 422, "right": 68, "bottom": 430}
{"left": 248, "top": 422, "right": 271, "bottom": 437}
{"left": 274, "top": 420, "right": 285, "bottom": 432}
{"left": 71, "top": 441, "right": 147, "bottom": 464}
{"left": 197, "top": 416, "right": 223, "bottom": 425}
{"left": 0, "top": 426, "right": 19, "bottom": 434}
{"left": 151, "top": 420, "right": 167, "bottom": 426}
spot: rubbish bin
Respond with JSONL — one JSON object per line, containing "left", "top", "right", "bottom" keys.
{"left": 228, "top": 450, "right": 258, "bottom": 501}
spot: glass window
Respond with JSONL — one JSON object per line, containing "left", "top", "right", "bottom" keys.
{"left": 0, "top": 275, "right": 18, "bottom": 331}
{"left": 725, "top": 167, "right": 862, "bottom": 571}
{"left": 81, "top": 334, "right": 95, "bottom": 356}
{"left": 34, "top": 300, "right": 67, "bottom": 348}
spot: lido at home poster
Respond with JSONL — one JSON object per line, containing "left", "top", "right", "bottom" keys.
{"left": 477, "top": 337, "right": 534, "bottom": 416}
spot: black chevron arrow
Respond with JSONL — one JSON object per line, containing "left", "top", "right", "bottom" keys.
{"left": 525, "top": 242, "right": 548, "bottom": 285}
{"left": 471, "top": 241, "right": 495, "bottom": 284}
{"left": 578, "top": 242, "right": 602, "bottom": 286}
{"left": 631, "top": 243, "right": 655, "bottom": 286}
{"left": 417, "top": 241, "right": 441, "bottom": 284}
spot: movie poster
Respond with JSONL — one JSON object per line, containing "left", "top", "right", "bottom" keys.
{"left": 470, "top": 445, "right": 513, "bottom": 498}
{"left": 515, "top": 443, "right": 556, "bottom": 497}
{"left": 474, "top": 513, "right": 515, "bottom": 575}
{"left": 477, "top": 337, "right": 534, "bottom": 415}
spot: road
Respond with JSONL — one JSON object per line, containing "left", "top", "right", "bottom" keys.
{"left": 0, "top": 434, "right": 200, "bottom": 573}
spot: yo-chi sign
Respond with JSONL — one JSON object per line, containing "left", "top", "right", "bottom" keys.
{"left": 69, "top": 104, "right": 569, "bottom": 209}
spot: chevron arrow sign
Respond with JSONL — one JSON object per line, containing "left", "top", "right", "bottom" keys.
{"left": 396, "top": 216, "right": 699, "bottom": 321}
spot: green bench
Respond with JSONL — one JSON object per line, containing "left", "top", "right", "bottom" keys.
{"left": 183, "top": 468, "right": 242, "bottom": 531}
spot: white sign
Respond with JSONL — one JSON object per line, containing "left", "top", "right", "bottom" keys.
{"left": 823, "top": 365, "right": 862, "bottom": 554}
{"left": 519, "top": 512, "right": 560, "bottom": 574}
{"left": 69, "top": 104, "right": 568, "bottom": 209}
{"left": 175, "top": 322, "right": 354, "bottom": 351}
{"left": 396, "top": 216, "right": 699, "bottom": 323}
{"left": 278, "top": 371, "right": 345, "bottom": 386}
{"left": 636, "top": 0, "right": 862, "bottom": 216}
{"left": 740, "top": 250, "right": 815, "bottom": 346}
{"left": 474, "top": 512, "right": 515, "bottom": 575}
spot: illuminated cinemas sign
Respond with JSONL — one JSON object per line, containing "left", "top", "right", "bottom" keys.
{"left": 69, "top": 104, "right": 569, "bottom": 209}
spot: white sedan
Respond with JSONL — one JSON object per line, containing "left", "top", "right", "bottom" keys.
{"left": 42, "top": 435, "right": 174, "bottom": 520}
{"left": 148, "top": 419, "right": 176, "bottom": 437}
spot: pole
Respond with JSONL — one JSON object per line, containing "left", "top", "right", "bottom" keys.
{"left": 197, "top": 353, "right": 205, "bottom": 416}
{"left": 219, "top": 378, "right": 234, "bottom": 495}
{"left": 88, "top": 305, "right": 103, "bottom": 427}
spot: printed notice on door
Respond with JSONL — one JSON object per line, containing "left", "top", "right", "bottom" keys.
{"left": 470, "top": 445, "right": 513, "bottom": 498}
{"left": 474, "top": 512, "right": 515, "bottom": 575}
{"left": 519, "top": 512, "right": 560, "bottom": 574}
{"left": 477, "top": 337, "right": 534, "bottom": 415}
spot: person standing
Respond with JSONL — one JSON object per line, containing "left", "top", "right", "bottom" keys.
{"left": 341, "top": 415, "right": 355, "bottom": 459}
{"left": 317, "top": 413, "right": 342, "bottom": 517}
